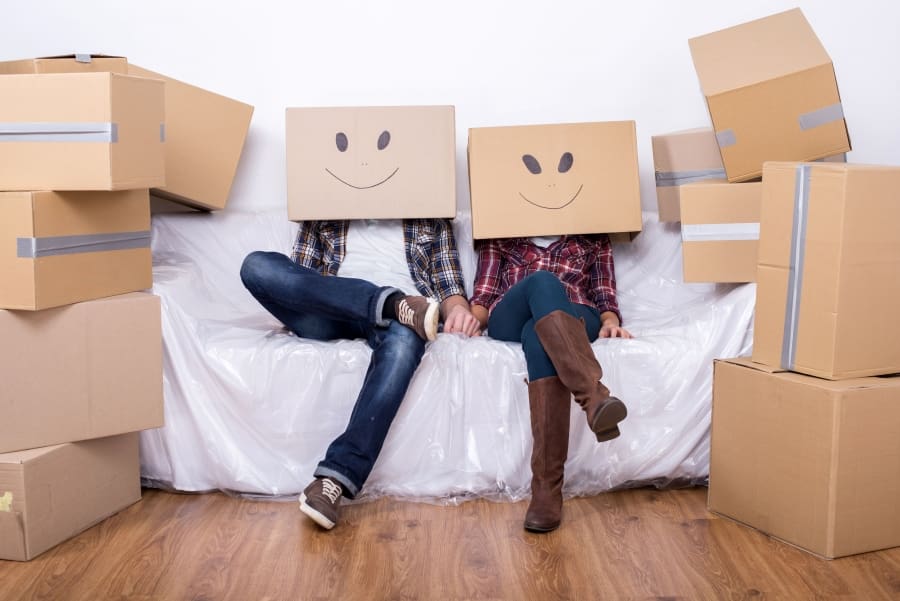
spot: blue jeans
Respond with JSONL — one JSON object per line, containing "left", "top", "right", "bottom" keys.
{"left": 488, "top": 271, "right": 600, "bottom": 380}
{"left": 240, "top": 251, "right": 425, "bottom": 498}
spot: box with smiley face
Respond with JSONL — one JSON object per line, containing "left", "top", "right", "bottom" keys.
{"left": 467, "top": 121, "right": 642, "bottom": 239}
{"left": 285, "top": 106, "right": 456, "bottom": 220}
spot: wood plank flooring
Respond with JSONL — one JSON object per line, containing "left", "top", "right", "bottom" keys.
{"left": 1, "top": 487, "right": 898, "bottom": 600}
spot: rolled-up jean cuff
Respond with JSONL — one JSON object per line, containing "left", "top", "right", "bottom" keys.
{"left": 313, "top": 465, "right": 359, "bottom": 499}
{"left": 374, "top": 286, "right": 401, "bottom": 328}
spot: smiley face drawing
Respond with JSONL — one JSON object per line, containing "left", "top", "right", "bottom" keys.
{"left": 517, "top": 151, "right": 583, "bottom": 210}
{"left": 286, "top": 106, "right": 457, "bottom": 221}
{"left": 325, "top": 129, "right": 399, "bottom": 190}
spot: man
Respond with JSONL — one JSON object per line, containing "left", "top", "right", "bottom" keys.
{"left": 240, "top": 217, "right": 480, "bottom": 529}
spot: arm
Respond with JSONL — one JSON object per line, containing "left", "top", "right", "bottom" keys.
{"left": 428, "top": 220, "right": 480, "bottom": 337}
{"left": 290, "top": 221, "right": 325, "bottom": 272}
{"left": 589, "top": 236, "right": 632, "bottom": 339}
{"left": 469, "top": 239, "right": 504, "bottom": 331}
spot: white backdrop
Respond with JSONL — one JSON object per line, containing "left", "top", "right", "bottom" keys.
{"left": 4, "top": 1, "right": 899, "bottom": 214}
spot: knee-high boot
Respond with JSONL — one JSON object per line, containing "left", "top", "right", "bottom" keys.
{"left": 534, "top": 310, "right": 627, "bottom": 442}
{"left": 524, "top": 376, "right": 571, "bottom": 533}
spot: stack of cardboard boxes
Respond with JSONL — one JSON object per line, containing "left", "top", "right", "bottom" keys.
{"left": 0, "top": 54, "right": 253, "bottom": 561}
{"left": 655, "top": 10, "right": 900, "bottom": 558}
{"left": 653, "top": 8, "right": 850, "bottom": 284}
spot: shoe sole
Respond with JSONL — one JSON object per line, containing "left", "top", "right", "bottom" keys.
{"left": 524, "top": 521, "right": 560, "bottom": 533}
{"left": 298, "top": 493, "right": 336, "bottom": 530}
{"left": 591, "top": 397, "right": 627, "bottom": 443}
{"left": 423, "top": 301, "right": 439, "bottom": 341}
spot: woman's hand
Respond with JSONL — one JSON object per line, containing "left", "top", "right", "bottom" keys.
{"left": 599, "top": 311, "right": 633, "bottom": 339}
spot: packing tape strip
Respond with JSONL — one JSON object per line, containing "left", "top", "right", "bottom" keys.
{"left": 0, "top": 122, "right": 118, "bottom": 143}
{"left": 781, "top": 164, "right": 813, "bottom": 369}
{"left": 75, "top": 54, "right": 92, "bottom": 63}
{"left": 17, "top": 230, "right": 151, "bottom": 258}
{"left": 799, "top": 103, "right": 844, "bottom": 131}
{"left": 681, "top": 222, "right": 759, "bottom": 242}
{"left": 716, "top": 129, "right": 737, "bottom": 148}
{"left": 655, "top": 168, "right": 727, "bottom": 187}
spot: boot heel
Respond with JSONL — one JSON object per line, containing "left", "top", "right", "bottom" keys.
{"left": 590, "top": 397, "right": 627, "bottom": 434}
{"left": 595, "top": 426, "right": 621, "bottom": 442}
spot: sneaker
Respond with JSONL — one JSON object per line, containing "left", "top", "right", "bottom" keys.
{"left": 299, "top": 477, "right": 343, "bottom": 530}
{"left": 396, "top": 295, "right": 439, "bottom": 342}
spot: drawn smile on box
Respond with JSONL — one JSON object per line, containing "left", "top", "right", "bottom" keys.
{"left": 326, "top": 129, "right": 398, "bottom": 190}
{"left": 518, "top": 151, "right": 582, "bottom": 209}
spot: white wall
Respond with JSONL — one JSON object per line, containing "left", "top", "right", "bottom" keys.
{"left": 5, "top": 0, "right": 900, "bottom": 213}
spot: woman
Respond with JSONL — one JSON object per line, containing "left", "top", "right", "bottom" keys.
{"left": 470, "top": 233, "right": 631, "bottom": 533}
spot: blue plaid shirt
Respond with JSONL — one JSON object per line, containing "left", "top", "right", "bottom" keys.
{"left": 290, "top": 219, "right": 467, "bottom": 302}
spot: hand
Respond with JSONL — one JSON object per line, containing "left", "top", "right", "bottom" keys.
{"left": 600, "top": 323, "right": 633, "bottom": 339}
{"left": 443, "top": 304, "right": 482, "bottom": 337}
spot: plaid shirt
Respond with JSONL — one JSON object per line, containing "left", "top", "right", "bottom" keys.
{"left": 470, "top": 235, "right": 621, "bottom": 324}
{"left": 290, "top": 219, "right": 467, "bottom": 302}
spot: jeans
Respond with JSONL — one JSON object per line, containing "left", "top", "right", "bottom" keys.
{"left": 488, "top": 271, "right": 600, "bottom": 380}
{"left": 240, "top": 251, "right": 425, "bottom": 498}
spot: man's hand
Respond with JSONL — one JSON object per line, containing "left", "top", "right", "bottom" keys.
{"left": 599, "top": 311, "right": 633, "bottom": 339}
{"left": 440, "top": 295, "right": 482, "bottom": 337}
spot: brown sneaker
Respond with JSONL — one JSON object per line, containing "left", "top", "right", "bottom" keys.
{"left": 299, "top": 477, "right": 343, "bottom": 530}
{"left": 396, "top": 295, "right": 439, "bottom": 341}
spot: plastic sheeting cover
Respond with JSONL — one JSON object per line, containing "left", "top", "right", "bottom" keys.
{"left": 141, "top": 209, "right": 754, "bottom": 503}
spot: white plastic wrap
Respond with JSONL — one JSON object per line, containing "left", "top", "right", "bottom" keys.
{"left": 141, "top": 209, "right": 755, "bottom": 502}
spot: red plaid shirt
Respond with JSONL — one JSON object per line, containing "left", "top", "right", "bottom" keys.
{"left": 470, "top": 235, "right": 621, "bottom": 324}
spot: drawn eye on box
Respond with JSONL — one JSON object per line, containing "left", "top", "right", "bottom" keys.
{"left": 518, "top": 151, "right": 582, "bottom": 210}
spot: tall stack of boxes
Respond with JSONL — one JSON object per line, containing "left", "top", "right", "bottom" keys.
{"left": 0, "top": 54, "right": 253, "bottom": 561}
{"left": 656, "top": 10, "right": 900, "bottom": 558}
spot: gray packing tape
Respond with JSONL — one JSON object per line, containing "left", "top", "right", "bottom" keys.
{"left": 17, "top": 230, "right": 151, "bottom": 258}
{"left": 799, "top": 103, "right": 844, "bottom": 131}
{"left": 75, "top": 54, "right": 92, "bottom": 63}
{"left": 0, "top": 122, "right": 118, "bottom": 143}
{"left": 781, "top": 165, "right": 812, "bottom": 369}
{"left": 655, "top": 168, "right": 727, "bottom": 187}
{"left": 681, "top": 222, "right": 759, "bottom": 242}
{"left": 160, "top": 123, "right": 166, "bottom": 142}
{"left": 716, "top": 129, "right": 737, "bottom": 148}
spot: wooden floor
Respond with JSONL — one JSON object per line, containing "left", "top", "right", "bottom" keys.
{"left": 2, "top": 487, "right": 898, "bottom": 600}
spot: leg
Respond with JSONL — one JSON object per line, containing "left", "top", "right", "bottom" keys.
{"left": 524, "top": 376, "right": 571, "bottom": 533}
{"left": 314, "top": 320, "right": 425, "bottom": 498}
{"left": 488, "top": 271, "right": 577, "bottom": 345}
{"left": 240, "top": 251, "right": 396, "bottom": 334}
{"left": 534, "top": 307, "right": 627, "bottom": 442}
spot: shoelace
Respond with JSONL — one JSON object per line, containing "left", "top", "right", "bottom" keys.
{"left": 397, "top": 299, "right": 415, "bottom": 326}
{"left": 321, "top": 478, "right": 342, "bottom": 504}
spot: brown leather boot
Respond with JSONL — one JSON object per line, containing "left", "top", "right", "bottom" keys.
{"left": 534, "top": 310, "right": 627, "bottom": 442}
{"left": 524, "top": 376, "right": 571, "bottom": 533}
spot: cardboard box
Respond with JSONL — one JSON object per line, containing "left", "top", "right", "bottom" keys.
{"left": 0, "top": 72, "right": 165, "bottom": 191}
{"left": 0, "top": 292, "right": 163, "bottom": 454}
{"left": 680, "top": 181, "right": 760, "bottom": 283}
{"left": 688, "top": 8, "right": 850, "bottom": 182}
{"left": 753, "top": 162, "right": 900, "bottom": 379}
{"left": 128, "top": 64, "right": 254, "bottom": 211}
{"left": 709, "top": 358, "right": 900, "bottom": 559}
{"left": 0, "top": 189, "right": 152, "bottom": 310}
{"left": 652, "top": 127, "right": 726, "bottom": 222}
{"left": 286, "top": 105, "right": 456, "bottom": 220}
{"left": 0, "top": 53, "right": 127, "bottom": 74}
{"left": 468, "top": 121, "right": 642, "bottom": 239}
{"left": 0, "top": 433, "right": 141, "bottom": 561}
